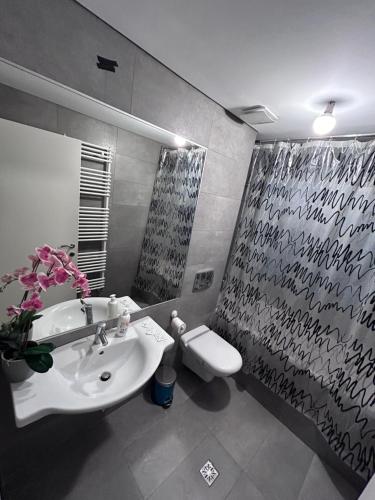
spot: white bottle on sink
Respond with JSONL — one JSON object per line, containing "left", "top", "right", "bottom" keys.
{"left": 107, "top": 294, "right": 119, "bottom": 319}
{"left": 117, "top": 308, "right": 131, "bottom": 337}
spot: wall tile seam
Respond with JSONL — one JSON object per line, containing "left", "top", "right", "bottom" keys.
{"left": 51, "top": 102, "right": 59, "bottom": 133}
{"left": 199, "top": 186, "right": 248, "bottom": 203}
{"left": 204, "top": 154, "right": 253, "bottom": 175}
{"left": 128, "top": 46, "right": 138, "bottom": 117}
{"left": 113, "top": 177, "right": 157, "bottom": 191}
{"left": 115, "top": 151, "right": 160, "bottom": 167}
{"left": 55, "top": 106, "right": 117, "bottom": 148}
{"left": 203, "top": 104, "right": 217, "bottom": 152}
{"left": 207, "top": 127, "right": 257, "bottom": 162}
{"left": 190, "top": 228, "right": 235, "bottom": 236}
{"left": 130, "top": 52, "right": 214, "bottom": 149}
{"left": 186, "top": 254, "right": 232, "bottom": 269}
{"left": 130, "top": 46, "right": 208, "bottom": 119}
{"left": 206, "top": 144, "right": 255, "bottom": 164}
{"left": 195, "top": 192, "right": 243, "bottom": 209}
{"left": 202, "top": 177, "right": 250, "bottom": 206}
{"left": 184, "top": 258, "right": 228, "bottom": 275}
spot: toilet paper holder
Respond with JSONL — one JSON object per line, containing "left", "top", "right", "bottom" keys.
{"left": 170, "top": 310, "right": 186, "bottom": 335}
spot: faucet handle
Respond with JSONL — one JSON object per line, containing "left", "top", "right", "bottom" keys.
{"left": 93, "top": 321, "right": 108, "bottom": 346}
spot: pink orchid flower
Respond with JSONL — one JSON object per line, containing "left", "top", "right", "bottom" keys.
{"left": 47, "top": 254, "right": 64, "bottom": 267}
{"left": 53, "top": 249, "right": 70, "bottom": 265}
{"left": 53, "top": 267, "right": 71, "bottom": 285}
{"left": 1, "top": 273, "right": 14, "bottom": 284}
{"left": 37, "top": 272, "right": 56, "bottom": 291}
{"left": 2, "top": 244, "right": 91, "bottom": 319}
{"left": 35, "top": 245, "right": 54, "bottom": 265}
{"left": 66, "top": 261, "right": 81, "bottom": 278}
{"left": 72, "top": 275, "right": 88, "bottom": 289}
{"left": 21, "top": 292, "right": 43, "bottom": 311}
{"left": 6, "top": 305, "right": 22, "bottom": 317}
{"left": 28, "top": 254, "right": 40, "bottom": 264}
{"left": 13, "top": 267, "right": 29, "bottom": 278}
{"left": 19, "top": 272, "right": 38, "bottom": 290}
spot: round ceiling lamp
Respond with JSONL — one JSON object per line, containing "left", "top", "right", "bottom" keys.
{"left": 313, "top": 101, "right": 336, "bottom": 135}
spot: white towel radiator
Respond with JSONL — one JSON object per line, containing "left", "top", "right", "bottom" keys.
{"left": 77, "top": 142, "right": 112, "bottom": 291}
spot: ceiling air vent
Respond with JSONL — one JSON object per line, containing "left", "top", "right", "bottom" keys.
{"left": 236, "top": 105, "right": 278, "bottom": 126}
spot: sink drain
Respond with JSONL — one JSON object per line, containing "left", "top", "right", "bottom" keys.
{"left": 100, "top": 371, "right": 111, "bottom": 381}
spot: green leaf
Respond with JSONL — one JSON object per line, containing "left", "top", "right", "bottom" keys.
{"left": 24, "top": 352, "right": 53, "bottom": 373}
{"left": 0, "top": 329, "right": 23, "bottom": 344}
{"left": 23, "top": 343, "right": 55, "bottom": 356}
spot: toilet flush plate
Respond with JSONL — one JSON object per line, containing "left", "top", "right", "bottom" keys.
{"left": 200, "top": 460, "right": 219, "bottom": 486}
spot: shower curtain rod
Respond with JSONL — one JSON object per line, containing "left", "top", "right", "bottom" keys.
{"left": 256, "top": 131, "right": 375, "bottom": 144}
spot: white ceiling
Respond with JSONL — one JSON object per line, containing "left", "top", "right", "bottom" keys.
{"left": 78, "top": 0, "right": 375, "bottom": 140}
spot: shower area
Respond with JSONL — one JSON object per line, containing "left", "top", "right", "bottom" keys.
{"left": 132, "top": 146, "right": 206, "bottom": 304}
{"left": 214, "top": 138, "right": 375, "bottom": 482}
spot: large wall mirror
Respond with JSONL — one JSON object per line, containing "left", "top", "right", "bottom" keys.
{"left": 0, "top": 58, "right": 206, "bottom": 340}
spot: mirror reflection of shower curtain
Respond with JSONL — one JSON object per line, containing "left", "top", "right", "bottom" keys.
{"left": 133, "top": 146, "right": 205, "bottom": 303}
{"left": 214, "top": 140, "right": 375, "bottom": 480}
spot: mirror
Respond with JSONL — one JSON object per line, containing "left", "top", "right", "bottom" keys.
{"left": 0, "top": 60, "right": 206, "bottom": 340}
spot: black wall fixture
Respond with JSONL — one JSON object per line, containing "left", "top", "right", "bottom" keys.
{"left": 97, "top": 55, "right": 118, "bottom": 72}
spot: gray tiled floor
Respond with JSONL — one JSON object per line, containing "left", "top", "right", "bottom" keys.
{"left": 1, "top": 366, "right": 362, "bottom": 500}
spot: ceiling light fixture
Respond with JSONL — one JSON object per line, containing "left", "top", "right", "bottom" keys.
{"left": 174, "top": 135, "right": 186, "bottom": 147}
{"left": 313, "top": 101, "right": 336, "bottom": 135}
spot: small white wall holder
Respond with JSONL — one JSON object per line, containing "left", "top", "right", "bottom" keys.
{"left": 170, "top": 310, "right": 186, "bottom": 336}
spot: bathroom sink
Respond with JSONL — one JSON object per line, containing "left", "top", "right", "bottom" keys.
{"left": 9, "top": 316, "right": 174, "bottom": 427}
{"left": 32, "top": 296, "right": 141, "bottom": 340}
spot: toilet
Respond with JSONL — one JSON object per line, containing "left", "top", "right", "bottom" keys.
{"left": 180, "top": 325, "right": 243, "bottom": 382}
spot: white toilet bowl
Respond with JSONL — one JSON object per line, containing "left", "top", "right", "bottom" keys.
{"left": 180, "top": 325, "right": 243, "bottom": 382}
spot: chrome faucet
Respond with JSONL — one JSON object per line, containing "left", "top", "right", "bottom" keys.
{"left": 94, "top": 321, "right": 108, "bottom": 347}
{"left": 81, "top": 299, "right": 93, "bottom": 325}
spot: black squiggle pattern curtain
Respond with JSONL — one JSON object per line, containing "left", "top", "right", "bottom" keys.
{"left": 133, "top": 146, "right": 205, "bottom": 303}
{"left": 213, "top": 140, "right": 375, "bottom": 480}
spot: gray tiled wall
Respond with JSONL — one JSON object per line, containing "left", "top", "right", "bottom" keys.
{"left": 0, "top": 0, "right": 257, "bottom": 333}
{"left": 0, "top": 0, "right": 136, "bottom": 112}
{"left": 106, "top": 132, "right": 163, "bottom": 298}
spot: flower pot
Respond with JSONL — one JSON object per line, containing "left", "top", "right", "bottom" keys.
{"left": 1, "top": 352, "right": 33, "bottom": 383}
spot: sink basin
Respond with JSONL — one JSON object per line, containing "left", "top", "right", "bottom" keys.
{"left": 32, "top": 296, "right": 142, "bottom": 340}
{"left": 9, "top": 316, "right": 174, "bottom": 427}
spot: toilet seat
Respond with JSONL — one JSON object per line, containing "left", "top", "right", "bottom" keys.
{"left": 181, "top": 326, "right": 242, "bottom": 377}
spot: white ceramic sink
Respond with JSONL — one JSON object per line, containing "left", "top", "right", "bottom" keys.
{"left": 9, "top": 317, "right": 174, "bottom": 427}
{"left": 32, "top": 296, "right": 141, "bottom": 340}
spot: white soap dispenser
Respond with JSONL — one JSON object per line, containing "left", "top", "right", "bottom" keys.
{"left": 117, "top": 308, "right": 130, "bottom": 337}
{"left": 107, "top": 294, "right": 119, "bottom": 319}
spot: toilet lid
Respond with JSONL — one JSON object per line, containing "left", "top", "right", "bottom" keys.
{"left": 187, "top": 330, "right": 242, "bottom": 376}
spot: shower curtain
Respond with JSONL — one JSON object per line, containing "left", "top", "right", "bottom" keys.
{"left": 133, "top": 146, "right": 205, "bottom": 303}
{"left": 214, "top": 140, "right": 375, "bottom": 480}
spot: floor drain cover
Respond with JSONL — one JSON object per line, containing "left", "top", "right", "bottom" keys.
{"left": 200, "top": 460, "right": 219, "bottom": 487}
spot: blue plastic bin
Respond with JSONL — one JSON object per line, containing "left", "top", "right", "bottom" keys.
{"left": 152, "top": 365, "right": 176, "bottom": 408}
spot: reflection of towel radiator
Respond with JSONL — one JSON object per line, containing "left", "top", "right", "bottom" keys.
{"left": 77, "top": 142, "right": 112, "bottom": 291}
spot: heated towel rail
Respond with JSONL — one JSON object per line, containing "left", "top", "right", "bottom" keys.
{"left": 77, "top": 142, "right": 112, "bottom": 291}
